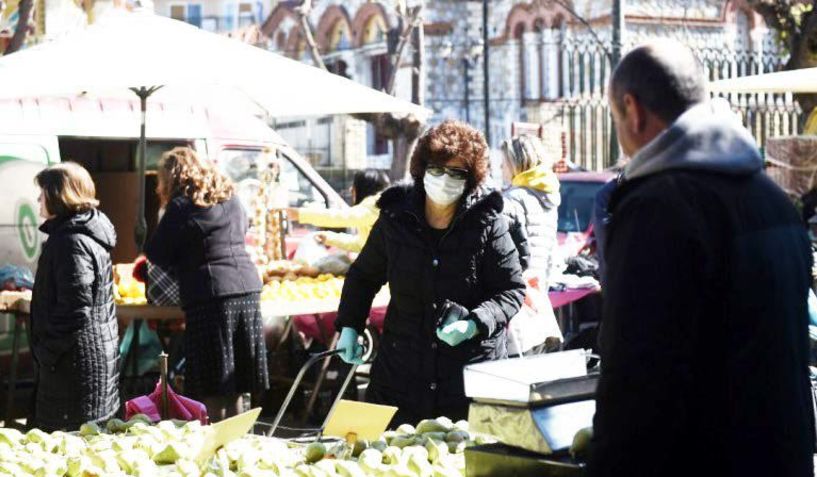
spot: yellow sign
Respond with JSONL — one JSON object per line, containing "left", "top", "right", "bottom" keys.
{"left": 195, "top": 407, "right": 262, "bottom": 463}
{"left": 323, "top": 400, "right": 397, "bottom": 442}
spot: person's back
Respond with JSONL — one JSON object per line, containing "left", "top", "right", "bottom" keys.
{"left": 153, "top": 194, "right": 260, "bottom": 307}
{"left": 504, "top": 187, "right": 558, "bottom": 278}
{"left": 599, "top": 167, "right": 813, "bottom": 476}
{"left": 590, "top": 40, "right": 814, "bottom": 477}
{"left": 500, "top": 135, "right": 560, "bottom": 284}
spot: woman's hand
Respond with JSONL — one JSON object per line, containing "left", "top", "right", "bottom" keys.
{"left": 337, "top": 327, "right": 365, "bottom": 364}
{"left": 314, "top": 232, "right": 328, "bottom": 245}
{"left": 435, "top": 300, "right": 478, "bottom": 346}
{"left": 436, "top": 319, "right": 478, "bottom": 346}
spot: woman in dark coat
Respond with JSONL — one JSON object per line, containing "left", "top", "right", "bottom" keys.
{"left": 30, "top": 162, "right": 120, "bottom": 431}
{"left": 145, "top": 147, "right": 268, "bottom": 422}
{"left": 335, "top": 120, "right": 526, "bottom": 425}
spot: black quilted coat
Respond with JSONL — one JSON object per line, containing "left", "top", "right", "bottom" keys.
{"left": 336, "top": 183, "right": 525, "bottom": 425}
{"left": 30, "top": 209, "right": 120, "bottom": 431}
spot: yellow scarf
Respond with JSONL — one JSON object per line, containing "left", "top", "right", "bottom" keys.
{"left": 511, "top": 164, "right": 560, "bottom": 193}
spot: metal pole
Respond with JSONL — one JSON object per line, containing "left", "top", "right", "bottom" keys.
{"left": 136, "top": 87, "right": 148, "bottom": 254}
{"left": 411, "top": 5, "right": 425, "bottom": 106}
{"left": 160, "top": 351, "right": 169, "bottom": 420}
{"left": 609, "top": 0, "right": 624, "bottom": 166}
{"left": 482, "top": 0, "right": 490, "bottom": 145}
{"left": 464, "top": 58, "right": 471, "bottom": 123}
{"left": 130, "top": 85, "right": 162, "bottom": 254}
{"left": 611, "top": 0, "right": 624, "bottom": 68}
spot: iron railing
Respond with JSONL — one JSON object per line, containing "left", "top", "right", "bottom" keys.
{"left": 531, "top": 38, "right": 800, "bottom": 171}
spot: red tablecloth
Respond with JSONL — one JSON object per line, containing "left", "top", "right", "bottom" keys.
{"left": 293, "top": 306, "right": 388, "bottom": 345}
{"left": 294, "top": 288, "right": 598, "bottom": 344}
{"left": 548, "top": 288, "right": 598, "bottom": 309}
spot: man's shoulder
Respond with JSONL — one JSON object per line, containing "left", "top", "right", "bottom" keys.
{"left": 617, "top": 169, "right": 764, "bottom": 206}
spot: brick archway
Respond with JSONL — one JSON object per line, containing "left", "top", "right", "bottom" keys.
{"left": 260, "top": 3, "right": 298, "bottom": 41}
{"left": 316, "top": 4, "right": 353, "bottom": 52}
{"left": 351, "top": 2, "right": 393, "bottom": 47}
{"left": 285, "top": 28, "right": 305, "bottom": 59}
{"left": 722, "top": 0, "right": 762, "bottom": 29}
{"left": 500, "top": 0, "right": 571, "bottom": 43}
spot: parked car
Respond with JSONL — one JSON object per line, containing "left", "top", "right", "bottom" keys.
{"left": 556, "top": 171, "right": 617, "bottom": 257}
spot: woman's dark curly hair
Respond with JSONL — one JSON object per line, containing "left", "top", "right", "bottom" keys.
{"left": 409, "top": 120, "right": 489, "bottom": 193}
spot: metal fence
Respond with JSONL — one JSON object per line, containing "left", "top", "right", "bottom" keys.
{"left": 546, "top": 39, "right": 800, "bottom": 170}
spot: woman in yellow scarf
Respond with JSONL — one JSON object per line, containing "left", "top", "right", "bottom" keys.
{"left": 501, "top": 134, "right": 562, "bottom": 355}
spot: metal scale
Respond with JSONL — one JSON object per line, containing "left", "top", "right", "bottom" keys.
{"left": 463, "top": 349, "right": 598, "bottom": 477}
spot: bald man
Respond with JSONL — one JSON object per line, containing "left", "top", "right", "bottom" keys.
{"left": 589, "top": 40, "right": 815, "bottom": 477}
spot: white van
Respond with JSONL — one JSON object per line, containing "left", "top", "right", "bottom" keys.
{"left": 0, "top": 95, "right": 347, "bottom": 269}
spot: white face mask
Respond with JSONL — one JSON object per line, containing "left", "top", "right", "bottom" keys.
{"left": 424, "top": 171, "right": 466, "bottom": 206}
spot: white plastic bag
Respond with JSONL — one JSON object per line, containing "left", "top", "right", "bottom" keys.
{"left": 292, "top": 233, "right": 330, "bottom": 266}
{"left": 507, "top": 282, "right": 563, "bottom": 356}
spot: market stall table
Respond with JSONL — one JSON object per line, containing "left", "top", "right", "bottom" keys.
{"left": 549, "top": 287, "right": 601, "bottom": 348}
{"left": 117, "top": 290, "right": 391, "bottom": 414}
{"left": 0, "top": 290, "right": 31, "bottom": 427}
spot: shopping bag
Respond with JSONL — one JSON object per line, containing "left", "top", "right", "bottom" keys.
{"left": 507, "top": 275, "right": 563, "bottom": 356}
{"left": 125, "top": 380, "right": 208, "bottom": 425}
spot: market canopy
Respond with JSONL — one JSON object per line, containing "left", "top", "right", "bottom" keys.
{"left": 0, "top": 8, "right": 430, "bottom": 253}
{"left": 0, "top": 9, "right": 430, "bottom": 119}
{"left": 709, "top": 67, "right": 817, "bottom": 94}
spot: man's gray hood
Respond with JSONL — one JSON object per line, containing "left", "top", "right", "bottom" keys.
{"left": 624, "top": 99, "right": 763, "bottom": 180}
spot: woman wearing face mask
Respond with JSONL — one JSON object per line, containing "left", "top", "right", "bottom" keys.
{"left": 334, "top": 120, "right": 526, "bottom": 425}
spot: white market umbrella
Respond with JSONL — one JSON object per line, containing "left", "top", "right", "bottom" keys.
{"left": 709, "top": 67, "right": 817, "bottom": 94}
{"left": 0, "top": 9, "right": 429, "bottom": 251}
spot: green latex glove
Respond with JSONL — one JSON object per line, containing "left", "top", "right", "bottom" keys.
{"left": 436, "top": 319, "right": 478, "bottom": 347}
{"left": 337, "top": 327, "right": 365, "bottom": 364}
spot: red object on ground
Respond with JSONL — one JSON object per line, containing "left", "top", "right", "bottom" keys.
{"left": 125, "top": 381, "right": 208, "bottom": 424}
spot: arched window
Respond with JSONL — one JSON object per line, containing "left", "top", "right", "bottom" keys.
{"left": 735, "top": 9, "right": 752, "bottom": 52}
{"left": 361, "top": 14, "right": 387, "bottom": 45}
{"left": 547, "top": 20, "right": 565, "bottom": 99}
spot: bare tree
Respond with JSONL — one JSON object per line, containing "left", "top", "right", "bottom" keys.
{"left": 748, "top": 1, "right": 817, "bottom": 117}
{"left": 294, "top": 0, "right": 326, "bottom": 70}
{"left": 291, "top": 0, "right": 425, "bottom": 180}
{"left": 4, "top": 0, "right": 34, "bottom": 55}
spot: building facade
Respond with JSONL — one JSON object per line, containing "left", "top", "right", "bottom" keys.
{"left": 258, "top": 0, "right": 782, "bottom": 175}
{"left": 139, "top": 0, "right": 785, "bottom": 176}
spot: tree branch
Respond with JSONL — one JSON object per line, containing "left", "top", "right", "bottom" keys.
{"left": 295, "top": 0, "right": 326, "bottom": 70}
{"left": 5, "top": 0, "right": 33, "bottom": 55}
{"left": 386, "top": 5, "right": 422, "bottom": 95}
{"left": 552, "top": 0, "right": 611, "bottom": 61}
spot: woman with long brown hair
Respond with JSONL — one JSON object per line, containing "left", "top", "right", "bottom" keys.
{"left": 146, "top": 147, "right": 268, "bottom": 421}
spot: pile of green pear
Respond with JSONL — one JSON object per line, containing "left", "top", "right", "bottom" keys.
{"left": 0, "top": 415, "right": 496, "bottom": 477}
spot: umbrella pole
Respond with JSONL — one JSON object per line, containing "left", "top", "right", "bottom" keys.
{"left": 159, "top": 351, "right": 169, "bottom": 420}
{"left": 130, "top": 85, "right": 163, "bottom": 255}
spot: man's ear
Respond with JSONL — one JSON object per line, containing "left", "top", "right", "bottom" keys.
{"left": 622, "top": 93, "right": 647, "bottom": 134}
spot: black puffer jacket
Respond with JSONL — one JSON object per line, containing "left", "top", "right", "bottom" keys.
{"left": 30, "top": 209, "right": 120, "bottom": 431}
{"left": 336, "top": 183, "right": 525, "bottom": 424}
{"left": 145, "top": 195, "right": 262, "bottom": 308}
